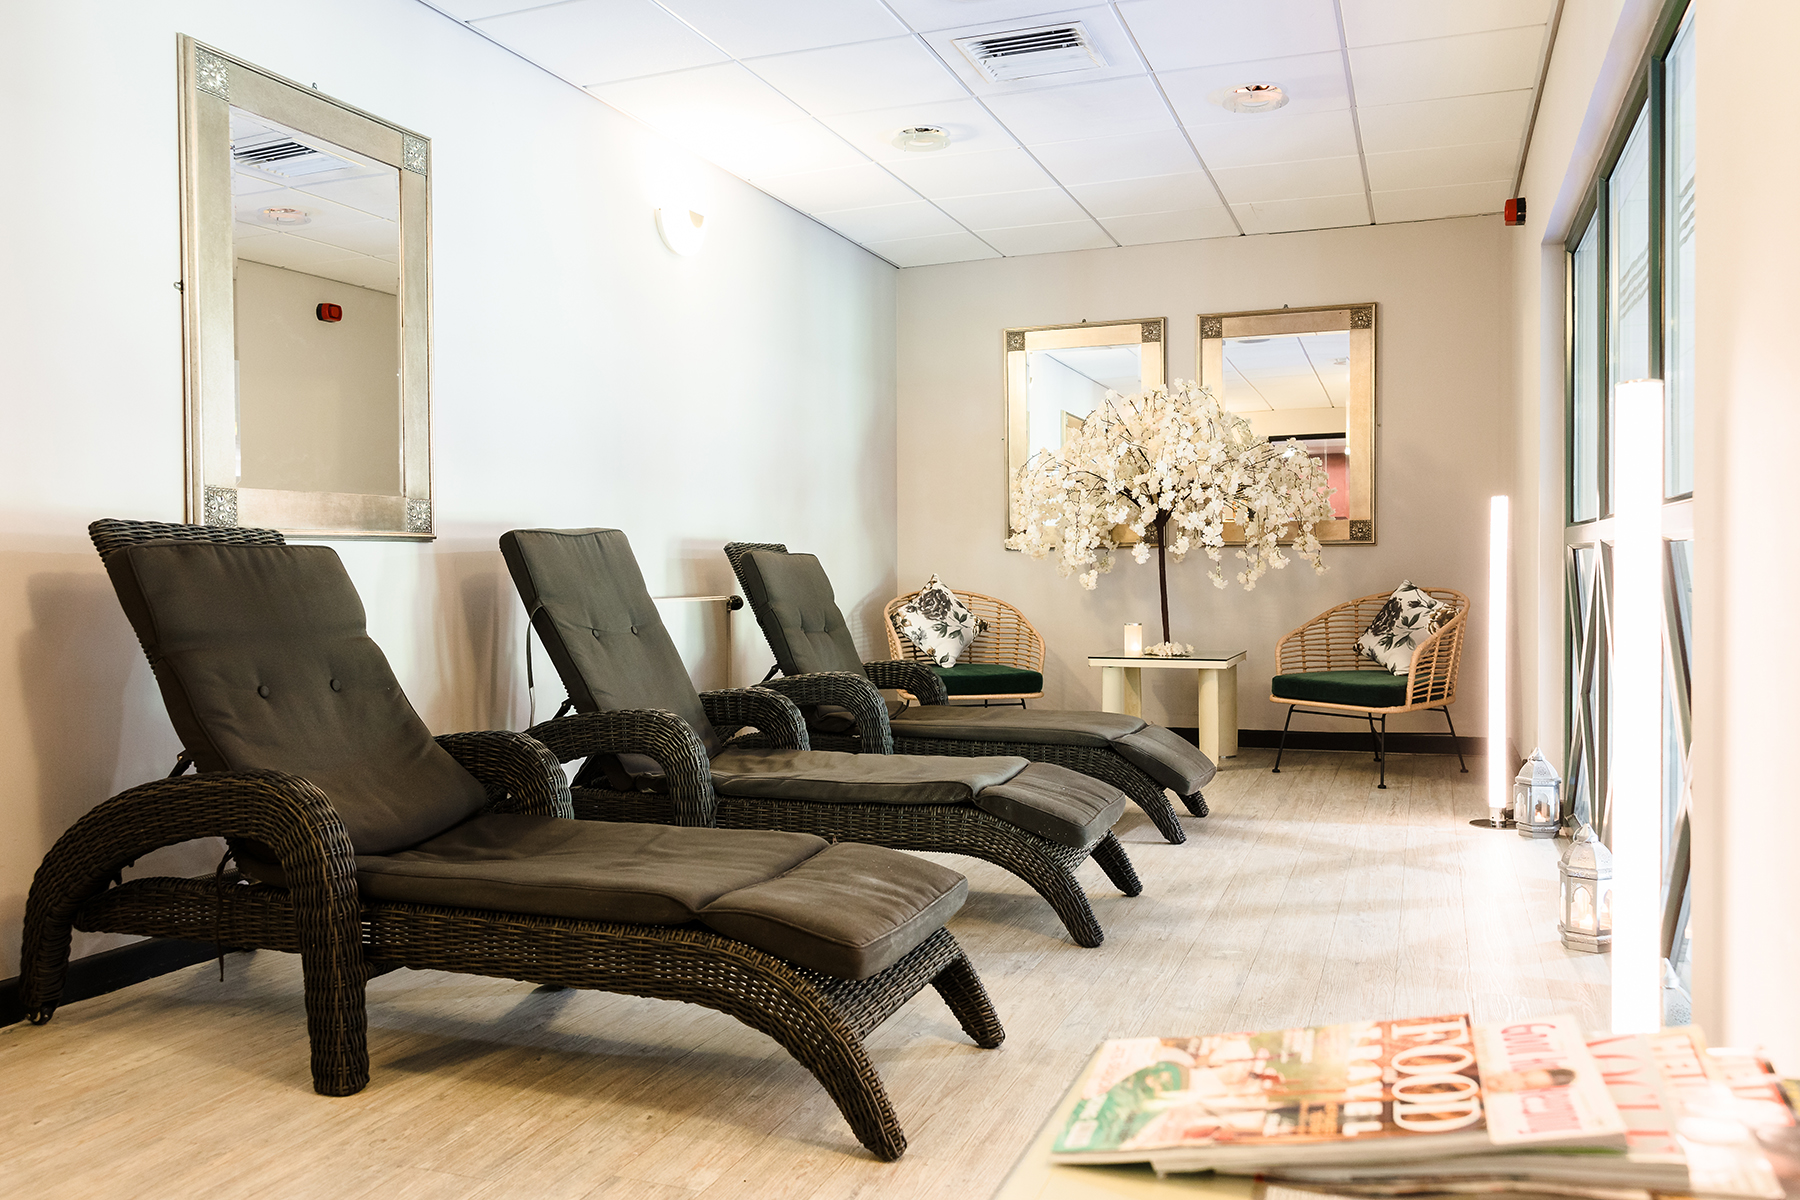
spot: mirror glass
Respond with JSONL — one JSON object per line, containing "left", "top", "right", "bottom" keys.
{"left": 230, "top": 109, "right": 401, "bottom": 497}
{"left": 1004, "top": 318, "right": 1166, "bottom": 538}
{"left": 1198, "top": 305, "right": 1376, "bottom": 544}
{"left": 180, "top": 37, "right": 432, "bottom": 539}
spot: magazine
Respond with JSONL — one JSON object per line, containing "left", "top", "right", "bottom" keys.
{"left": 1049, "top": 1013, "right": 1625, "bottom": 1171}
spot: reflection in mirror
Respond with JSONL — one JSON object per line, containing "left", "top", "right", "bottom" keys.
{"left": 1198, "top": 305, "right": 1375, "bottom": 544}
{"left": 1005, "top": 319, "right": 1166, "bottom": 539}
{"left": 1220, "top": 331, "right": 1351, "bottom": 520}
{"left": 230, "top": 109, "right": 401, "bottom": 497}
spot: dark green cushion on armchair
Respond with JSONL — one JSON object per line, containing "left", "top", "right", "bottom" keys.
{"left": 933, "top": 662, "right": 1044, "bottom": 697}
{"left": 1271, "top": 669, "right": 1409, "bottom": 709}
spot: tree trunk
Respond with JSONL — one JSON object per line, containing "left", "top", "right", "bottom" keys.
{"left": 1154, "top": 511, "right": 1171, "bottom": 647}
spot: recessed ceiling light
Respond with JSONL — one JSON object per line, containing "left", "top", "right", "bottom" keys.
{"left": 892, "top": 126, "right": 950, "bottom": 152}
{"left": 1216, "top": 83, "right": 1289, "bottom": 114}
{"left": 256, "top": 206, "right": 312, "bottom": 225}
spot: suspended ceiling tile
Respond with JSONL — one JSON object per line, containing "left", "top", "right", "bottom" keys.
{"left": 1066, "top": 172, "right": 1224, "bottom": 218}
{"left": 813, "top": 199, "right": 965, "bottom": 242}
{"left": 234, "top": 232, "right": 366, "bottom": 273}
{"left": 1364, "top": 140, "right": 1518, "bottom": 193}
{"left": 312, "top": 256, "right": 401, "bottom": 295}
{"left": 818, "top": 99, "right": 1020, "bottom": 162}
{"left": 1340, "top": 0, "right": 1554, "bottom": 48}
{"left": 936, "top": 187, "right": 1089, "bottom": 229}
{"left": 1113, "top": 0, "right": 1341, "bottom": 72}
{"left": 1231, "top": 192, "right": 1369, "bottom": 235}
{"left": 978, "top": 219, "right": 1115, "bottom": 256}
{"left": 428, "top": 1, "right": 543, "bottom": 20}
{"left": 981, "top": 76, "right": 1176, "bottom": 145}
{"left": 1372, "top": 179, "right": 1512, "bottom": 223}
{"left": 472, "top": 0, "right": 729, "bottom": 88}
{"left": 1349, "top": 26, "right": 1544, "bottom": 107}
{"left": 588, "top": 63, "right": 808, "bottom": 134}
{"left": 1027, "top": 129, "right": 1199, "bottom": 185}
{"left": 657, "top": 0, "right": 907, "bottom": 59}
{"left": 1100, "top": 207, "right": 1241, "bottom": 245}
{"left": 750, "top": 163, "right": 924, "bottom": 213}
{"left": 745, "top": 36, "right": 967, "bottom": 116}
{"left": 295, "top": 175, "right": 402, "bottom": 223}
{"left": 884, "top": 0, "right": 1089, "bottom": 33}
{"left": 863, "top": 230, "right": 1003, "bottom": 267}
{"left": 679, "top": 117, "right": 868, "bottom": 178}
{"left": 1157, "top": 51, "right": 1350, "bottom": 128}
{"left": 885, "top": 147, "right": 1054, "bottom": 198}
{"left": 918, "top": 6, "right": 1149, "bottom": 98}
{"left": 1188, "top": 109, "right": 1360, "bottom": 171}
{"left": 286, "top": 219, "right": 399, "bottom": 258}
{"left": 1357, "top": 89, "right": 1534, "bottom": 154}
{"left": 1211, "top": 156, "right": 1365, "bottom": 204}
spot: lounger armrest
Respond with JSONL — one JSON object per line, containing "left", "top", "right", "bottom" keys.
{"left": 524, "top": 710, "right": 718, "bottom": 826}
{"left": 700, "top": 687, "right": 810, "bottom": 752}
{"left": 863, "top": 659, "right": 949, "bottom": 706}
{"left": 760, "top": 672, "right": 895, "bottom": 755}
{"left": 434, "top": 730, "right": 573, "bottom": 819}
{"left": 21, "top": 769, "right": 362, "bottom": 1021}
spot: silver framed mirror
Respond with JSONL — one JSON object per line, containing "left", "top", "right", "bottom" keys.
{"left": 1003, "top": 317, "right": 1167, "bottom": 540}
{"left": 178, "top": 36, "right": 433, "bottom": 539}
{"left": 1197, "top": 304, "right": 1376, "bottom": 545}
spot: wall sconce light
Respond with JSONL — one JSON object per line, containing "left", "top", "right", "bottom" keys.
{"left": 656, "top": 207, "right": 707, "bottom": 256}
{"left": 1610, "top": 378, "right": 1664, "bottom": 1032}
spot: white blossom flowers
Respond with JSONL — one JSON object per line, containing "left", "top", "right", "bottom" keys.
{"left": 1007, "top": 381, "right": 1334, "bottom": 644}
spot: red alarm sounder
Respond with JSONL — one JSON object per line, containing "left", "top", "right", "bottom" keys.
{"left": 316, "top": 302, "right": 343, "bottom": 322}
{"left": 1503, "top": 197, "right": 1526, "bottom": 226}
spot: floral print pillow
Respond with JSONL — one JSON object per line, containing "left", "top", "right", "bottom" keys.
{"left": 1356, "top": 581, "right": 1451, "bottom": 675}
{"left": 894, "top": 576, "right": 987, "bottom": 667}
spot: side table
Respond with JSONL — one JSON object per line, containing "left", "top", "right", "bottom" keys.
{"left": 1088, "top": 651, "right": 1246, "bottom": 760}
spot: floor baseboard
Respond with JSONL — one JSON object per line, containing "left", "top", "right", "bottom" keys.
{"left": 1, "top": 938, "right": 241, "bottom": 1027}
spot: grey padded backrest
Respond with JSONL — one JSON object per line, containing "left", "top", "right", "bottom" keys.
{"left": 103, "top": 541, "right": 491, "bottom": 855}
{"left": 499, "top": 528, "right": 723, "bottom": 759}
{"left": 736, "top": 549, "right": 868, "bottom": 679}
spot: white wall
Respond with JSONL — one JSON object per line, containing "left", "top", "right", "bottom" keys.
{"left": 896, "top": 218, "right": 1509, "bottom": 739}
{"left": 0, "top": 0, "right": 896, "bottom": 975}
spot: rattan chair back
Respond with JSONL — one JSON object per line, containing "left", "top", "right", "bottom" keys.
{"left": 883, "top": 589, "right": 1046, "bottom": 691}
{"left": 1272, "top": 587, "right": 1469, "bottom": 712}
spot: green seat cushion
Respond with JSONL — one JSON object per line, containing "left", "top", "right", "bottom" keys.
{"left": 933, "top": 662, "right": 1044, "bottom": 696}
{"left": 1271, "top": 670, "right": 1409, "bottom": 709}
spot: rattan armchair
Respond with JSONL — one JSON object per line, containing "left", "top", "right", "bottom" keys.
{"left": 884, "top": 588, "right": 1045, "bottom": 704}
{"left": 19, "top": 519, "right": 1005, "bottom": 1162}
{"left": 1268, "top": 588, "right": 1470, "bottom": 788}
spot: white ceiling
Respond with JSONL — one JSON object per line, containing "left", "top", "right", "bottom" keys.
{"left": 428, "top": 0, "right": 1552, "bottom": 266}
{"left": 1221, "top": 330, "right": 1352, "bottom": 412}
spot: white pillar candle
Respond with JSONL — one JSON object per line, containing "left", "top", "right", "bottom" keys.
{"left": 1123, "top": 623, "right": 1143, "bottom": 656}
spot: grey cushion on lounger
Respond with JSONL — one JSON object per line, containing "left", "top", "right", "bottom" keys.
{"left": 707, "top": 747, "right": 1028, "bottom": 806}
{"left": 737, "top": 550, "right": 868, "bottom": 678}
{"left": 888, "top": 705, "right": 1147, "bottom": 746}
{"left": 104, "top": 541, "right": 490, "bottom": 856}
{"left": 970, "top": 763, "right": 1127, "bottom": 848}
{"left": 1114, "top": 727, "right": 1217, "bottom": 797}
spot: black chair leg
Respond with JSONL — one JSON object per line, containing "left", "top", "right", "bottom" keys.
{"left": 1272, "top": 705, "right": 1296, "bottom": 773}
{"left": 1376, "top": 715, "right": 1388, "bottom": 789}
{"left": 1438, "top": 706, "right": 1468, "bottom": 772}
{"left": 1366, "top": 714, "right": 1381, "bottom": 761}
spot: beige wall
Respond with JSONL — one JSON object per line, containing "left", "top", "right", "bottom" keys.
{"left": 235, "top": 260, "right": 402, "bottom": 496}
{"left": 896, "top": 217, "right": 1510, "bottom": 738}
{"left": 0, "top": 1, "right": 897, "bottom": 975}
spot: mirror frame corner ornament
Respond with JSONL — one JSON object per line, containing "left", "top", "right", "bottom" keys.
{"left": 177, "top": 34, "right": 434, "bottom": 541}
{"left": 1196, "top": 303, "right": 1377, "bottom": 546}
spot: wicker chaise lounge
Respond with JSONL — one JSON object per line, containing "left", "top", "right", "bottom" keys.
{"left": 500, "top": 527, "right": 1142, "bottom": 949}
{"left": 18, "top": 520, "right": 1005, "bottom": 1161}
{"left": 725, "top": 542, "right": 1216, "bottom": 845}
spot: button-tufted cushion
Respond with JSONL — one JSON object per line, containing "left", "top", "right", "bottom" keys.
{"left": 735, "top": 549, "right": 868, "bottom": 678}
{"left": 104, "top": 542, "right": 492, "bottom": 855}
{"left": 501, "top": 528, "right": 724, "bottom": 775}
{"left": 707, "top": 747, "right": 1027, "bottom": 805}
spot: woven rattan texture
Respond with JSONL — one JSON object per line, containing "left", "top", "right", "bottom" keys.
{"left": 884, "top": 588, "right": 1046, "bottom": 699}
{"left": 567, "top": 786, "right": 1141, "bottom": 947}
{"left": 527, "top": 709, "right": 717, "bottom": 825}
{"left": 1272, "top": 588, "right": 1469, "bottom": 714}
{"left": 699, "top": 687, "right": 809, "bottom": 750}
{"left": 88, "top": 518, "right": 287, "bottom": 559}
{"left": 759, "top": 673, "right": 895, "bottom": 753}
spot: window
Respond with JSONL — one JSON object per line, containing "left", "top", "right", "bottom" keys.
{"left": 1564, "top": 0, "right": 1693, "bottom": 1014}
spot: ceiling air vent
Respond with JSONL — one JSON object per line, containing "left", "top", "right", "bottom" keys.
{"left": 231, "top": 132, "right": 358, "bottom": 178}
{"left": 953, "top": 22, "right": 1105, "bottom": 83}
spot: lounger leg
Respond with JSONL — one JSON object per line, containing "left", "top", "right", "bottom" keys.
{"left": 1439, "top": 706, "right": 1469, "bottom": 772}
{"left": 1092, "top": 833, "right": 1144, "bottom": 897}
{"left": 751, "top": 989, "right": 908, "bottom": 1160}
{"left": 1179, "top": 791, "right": 1209, "bottom": 818}
{"left": 930, "top": 953, "right": 1006, "bottom": 1050}
{"left": 1272, "top": 704, "right": 1296, "bottom": 773}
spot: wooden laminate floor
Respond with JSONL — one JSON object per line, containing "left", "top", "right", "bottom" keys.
{"left": 2, "top": 749, "right": 1607, "bottom": 1200}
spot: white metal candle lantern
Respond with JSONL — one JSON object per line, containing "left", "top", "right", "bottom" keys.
{"left": 1513, "top": 748, "right": 1562, "bottom": 839}
{"left": 1123, "top": 623, "right": 1143, "bottom": 656}
{"left": 1558, "top": 823, "right": 1613, "bottom": 953}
